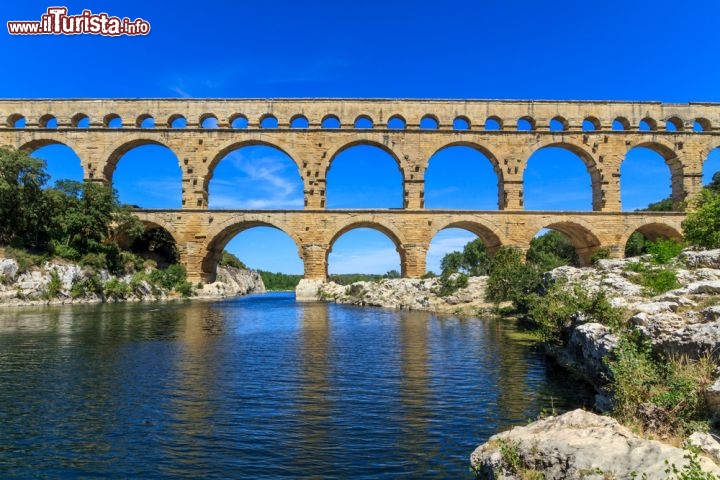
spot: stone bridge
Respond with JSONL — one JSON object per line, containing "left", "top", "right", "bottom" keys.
{"left": 0, "top": 98, "right": 718, "bottom": 282}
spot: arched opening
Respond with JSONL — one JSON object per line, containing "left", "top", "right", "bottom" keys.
{"left": 523, "top": 145, "right": 598, "bottom": 211}
{"left": 260, "top": 115, "right": 278, "bottom": 129}
{"left": 704, "top": 147, "right": 720, "bottom": 189}
{"left": 484, "top": 117, "right": 502, "bottom": 131}
{"left": 27, "top": 143, "right": 84, "bottom": 186}
{"left": 104, "top": 114, "right": 122, "bottom": 129}
{"left": 72, "top": 113, "right": 90, "bottom": 128}
{"left": 321, "top": 115, "right": 341, "bottom": 129}
{"left": 621, "top": 146, "right": 673, "bottom": 211}
{"left": 639, "top": 117, "right": 657, "bottom": 131}
{"left": 201, "top": 114, "right": 219, "bottom": 129}
{"left": 387, "top": 115, "right": 406, "bottom": 129}
{"left": 39, "top": 114, "right": 58, "bottom": 129}
{"left": 326, "top": 144, "right": 403, "bottom": 208}
{"left": 549, "top": 116, "right": 568, "bottom": 132}
{"left": 420, "top": 115, "right": 439, "bottom": 130}
{"left": 694, "top": 118, "right": 711, "bottom": 132}
{"left": 624, "top": 142, "right": 683, "bottom": 210}
{"left": 517, "top": 117, "right": 535, "bottom": 131}
{"left": 354, "top": 115, "right": 373, "bottom": 129}
{"left": 129, "top": 225, "right": 179, "bottom": 269}
{"left": 453, "top": 116, "right": 470, "bottom": 130}
{"left": 426, "top": 223, "right": 502, "bottom": 275}
{"left": 328, "top": 227, "right": 401, "bottom": 278}
{"left": 137, "top": 115, "right": 155, "bottom": 129}
{"left": 612, "top": 117, "right": 629, "bottom": 131}
{"left": 425, "top": 144, "right": 500, "bottom": 209}
{"left": 665, "top": 117, "right": 684, "bottom": 132}
{"left": 110, "top": 143, "right": 182, "bottom": 208}
{"left": 230, "top": 115, "right": 248, "bottom": 129}
{"left": 528, "top": 223, "right": 600, "bottom": 267}
{"left": 169, "top": 115, "right": 187, "bottom": 128}
{"left": 290, "top": 115, "right": 309, "bottom": 129}
{"left": 8, "top": 114, "right": 26, "bottom": 128}
{"left": 582, "top": 117, "right": 600, "bottom": 132}
{"left": 208, "top": 144, "right": 303, "bottom": 209}
{"left": 624, "top": 224, "right": 683, "bottom": 258}
{"left": 202, "top": 223, "right": 302, "bottom": 282}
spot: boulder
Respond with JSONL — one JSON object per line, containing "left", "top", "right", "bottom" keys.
{"left": 470, "top": 409, "right": 720, "bottom": 479}
{"left": 552, "top": 322, "right": 617, "bottom": 392}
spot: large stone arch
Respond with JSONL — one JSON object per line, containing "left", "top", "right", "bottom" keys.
{"left": 620, "top": 221, "right": 683, "bottom": 250}
{"left": 523, "top": 139, "right": 604, "bottom": 211}
{"left": 104, "top": 137, "right": 180, "bottom": 182}
{"left": 205, "top": 139, "right": 304, "bottom": 194}
{"left": 16, "top": 137, "right": 87, "bottom": 180}
{"left": 324, "top": 139, "right": 407, "bottom": 208}
{"left": 525, "top": 219, "right": 602, "bottom": 266}
{"left": 324, "top": 139, "right": 406, "bottom": 175}
{"left": 325, "top": 218, "right": 407, "bottom": 276}
{"left": 424, "top": 141, "right": 504, "bottom": 209}
{"left": 623, "top": 139, "right": 685, "bottom": 208}
{"left": 426, "top": 219, "right": 504, "bottom": 254}
{"left": 201, "top": 217, "right": 303, "bottom": 282}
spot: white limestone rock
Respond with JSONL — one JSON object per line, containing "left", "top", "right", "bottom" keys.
{"left": 471, "top": 409, "right": 720, "bottom": 479}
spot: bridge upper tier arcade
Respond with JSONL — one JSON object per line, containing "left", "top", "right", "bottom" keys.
{"left": 3, "top": 97, "right": 720, "bottom": 212}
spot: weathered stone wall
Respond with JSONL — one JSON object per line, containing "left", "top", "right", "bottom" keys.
{"left": 0, "top": 98, "right": 714, "bottom": 282}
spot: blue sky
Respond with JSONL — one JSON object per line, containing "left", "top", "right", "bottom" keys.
{"left": 5, "top": 1, "right": 720, "bottom": 275}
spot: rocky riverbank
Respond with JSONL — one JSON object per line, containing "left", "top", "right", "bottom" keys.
{"left": 470, "top": 248, "right": 720, "bottom": 478}
{"left": 0, "top": 257, "right": 265, "bottom": 307}
{"left": 296, "top": 275, "right": 496, "bottom": 315}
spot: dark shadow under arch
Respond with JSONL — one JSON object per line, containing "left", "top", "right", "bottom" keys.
{"left": 532, "top": 222, "right": 602, "bottom": 266}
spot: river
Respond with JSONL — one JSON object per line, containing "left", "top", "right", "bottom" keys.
{"left": 0, "top": 292, "right": 592, "bottom": 479}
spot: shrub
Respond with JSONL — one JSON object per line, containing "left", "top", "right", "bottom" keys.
{"left": 527, "top": 281, "right": 622, "bottom": 343}
{"left": 50, "top": 240, "right": 80, "bottom": 260}
{"left": 646, "top": 239, "right": 683, "bottom": 264}
{"left": 45, "top": 270, "right": 62, "bottom": 298}
{"left": 80, "top": 252, "right": 107, "bottom": 270}
{"left": 5, "top": 247, "right": 44, "bottom": 273}
{"left": 70, "top": 278, "right": 86, "bottom": 299}
{"left": 607, "top": 334, "right": 714, "bottom": 437}
{"left": 590, "top": 247, "right": 611, "bottom": 265}
{"left": 640, "top": 268, "right": 681, "bottom": 296}
{"left": 435, "top": 271, "right": 468, "bottom": 297}
{"left": 104, "top": 278, "right": 130, "bottom": 299}
{"left": 149, "top": 264, "right": 193, "bottom": 297}
{"left": 485, "top": 247, "right": 543, "bottom": 313}
{"left": 683, "top": 189, "right": 720, "bottom": 249}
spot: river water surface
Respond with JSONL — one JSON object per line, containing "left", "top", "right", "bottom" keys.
{"left": 0, "top": 292, "right": 592, "bottom": 479}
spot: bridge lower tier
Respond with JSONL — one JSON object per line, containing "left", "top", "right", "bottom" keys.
{"left": 133, "top": 209, "right": 686, "bottom": 282}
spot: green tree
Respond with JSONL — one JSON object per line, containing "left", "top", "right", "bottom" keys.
{"left": 485, "top": 247, "right": 543, "bottom": 312}
{"left": 0, "top": 146, "right": 49, "bottom": 247}
{"left": 683, "top": 189, "right": 720, "bottom": 249}
{"left": 439, "top": 238, "right": 490, "bottom": 276}
{"left": 527, "top": 230, "right": 578, "bottom": 270}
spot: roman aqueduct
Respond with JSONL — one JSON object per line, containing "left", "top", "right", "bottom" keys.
{"left": 2, "top": 98, "right": 719, "bottom": 282}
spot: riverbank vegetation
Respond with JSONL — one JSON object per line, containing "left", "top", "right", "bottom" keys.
{"left": 441, "top": 177, "right": 720, "bottom": 445}
{"left": 0, "top": 146, "right": 193, "bottom": 298}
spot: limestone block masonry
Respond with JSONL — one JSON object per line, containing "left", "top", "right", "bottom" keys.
{"left": 1, "top": 98, "right": 717, "bottom": 282}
